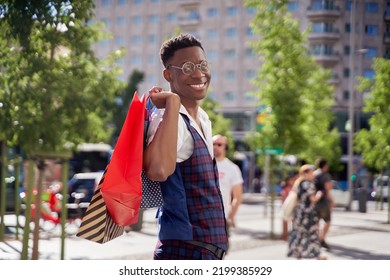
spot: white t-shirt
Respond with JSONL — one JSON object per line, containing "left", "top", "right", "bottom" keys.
{"left": 216, "top": 158, "right": 244, "bottom": 217}
{"left": 146, "top": 104, "right": 214, "bottom": 162}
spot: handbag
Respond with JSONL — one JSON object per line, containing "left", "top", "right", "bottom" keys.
{"left": 281, "top": 190, "right": 298, "bottom": 221}
{"left": 76, "top": 175, "right": 124, "bottom": 244}
{"left": 140, "top": 96, "right": 163, "bottom": 209}
{"left": 99, "top": 93, "right": 145, "bottom": 226}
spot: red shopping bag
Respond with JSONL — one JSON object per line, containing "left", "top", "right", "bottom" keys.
{"left": 100, "top": 93, "right": 146, "bottom": 226}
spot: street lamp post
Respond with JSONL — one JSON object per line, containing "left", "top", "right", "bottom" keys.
{"left": 347, "top": 0, "right": 357, "bottom": 210}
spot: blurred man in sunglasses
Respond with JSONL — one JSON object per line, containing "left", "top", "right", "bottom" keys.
{"left": 212, "top": 134, "right": 244, "bottom": 253}
{"left": 144, "top": 34, "right": 227, "bottom": 260}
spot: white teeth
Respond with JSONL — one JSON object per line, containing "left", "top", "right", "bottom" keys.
{"left": 190, "top": 83, "right": 206, "bottom": 88}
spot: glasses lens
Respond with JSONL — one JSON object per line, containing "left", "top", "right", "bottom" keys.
{"left": 200, "top": 61, "right": 209, "bottom": 73}
{"left": 182, "top": 62, "right": 195, "bottom": 75}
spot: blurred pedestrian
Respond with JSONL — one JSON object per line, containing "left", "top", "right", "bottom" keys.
{"left": 314, "top": 158, "right": 334, "bottom": 250}
{"left": 287, "top": 164, "right": 327, "bottom": 260}
{"left": 280, "top": 172, "right": 298, "bottom": 241}
{"left": 212, "top": 134, "right": 244, "bottom": 253}
{"left": 143, "top": 33, "right": 227, "bottom": 260}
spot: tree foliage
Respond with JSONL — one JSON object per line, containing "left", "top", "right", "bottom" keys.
{"left": 244, "top": 0, "right": 340, "bottom": 169}
{"left": 355, "top": 58, "right": 390, "bottom": 172}
{"left": 0, "top": 0, "right": 125, "bottom": 153}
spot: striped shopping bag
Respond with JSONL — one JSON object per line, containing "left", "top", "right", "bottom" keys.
{"left": 76, "top": 180, "right": 124, "bottom": 244}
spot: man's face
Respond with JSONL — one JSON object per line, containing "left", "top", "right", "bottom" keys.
{"left": 166, "top": 46, "right": 211, "bottom": 102}
{"left": 213, "top": 136, "right": 227, "bottom": 157}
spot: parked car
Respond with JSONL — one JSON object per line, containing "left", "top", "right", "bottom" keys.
{"left": 67, "top": 172, "right": 104, "bottom": 204}
{"left": 371, "top": 175, "right": 389, "bottom": 201}
{"left": 66, "top": 172, "right": 104, "bottom": 218}
{"left": 331, "top": 180, "right": 350, "bottom": 209}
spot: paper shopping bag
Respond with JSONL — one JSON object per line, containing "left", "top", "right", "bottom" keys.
{"left": 100, "top": 93, "right": 145, "bottom": 226}
{"left": 76, "top": 179, "right": 124, "bottom": 244}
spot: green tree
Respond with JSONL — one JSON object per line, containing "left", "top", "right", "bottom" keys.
{"left": 244, "top": 0, "right": 339, "bottom": 168}
{"left": 0, "top": 0, "right": 125, "bottom": 153}
{"left": 0, "top": 0, "right": 125, "bottom": 257}
{"left": 355, "top": 58, "right": 390, "bottom": 221}
{"left": 112, "top": 70, "right": 145, "bottom": 142}
{"left": 201, "top": 97, "right": 234, "bottom": 157}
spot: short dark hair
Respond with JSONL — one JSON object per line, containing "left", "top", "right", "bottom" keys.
{"left": 160, "top": 33, "right": 204, "bottom": 68}
{"left": 316, "top": 158, "right": 328, "bottom": 169}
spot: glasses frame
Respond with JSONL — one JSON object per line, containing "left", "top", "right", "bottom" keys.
{"left": 168, "top": 61, "right": 209, "bottom": 75}
{"left": 213, "top": 143, "right": 225, "bottom": 147}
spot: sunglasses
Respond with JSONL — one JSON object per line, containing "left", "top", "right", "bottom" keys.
{"left": 213, "top": 143, "right": 225, "bottom": 147}
{"left": 167, "top": 61, "right": 210, "bottom": 75}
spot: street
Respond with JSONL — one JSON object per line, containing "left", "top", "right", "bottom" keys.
{"left": 1, "top": 195, "right": 389, "bottom": 260}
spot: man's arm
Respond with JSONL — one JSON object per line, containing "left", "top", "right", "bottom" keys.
{"left": 324, "top": 180, "right": 335, "bottom": 208}
{"left": 227, "top": 183, "right": 243, "bottom": 226}
{"left": 143, "top": 91, "right": 181, "bottom": 181}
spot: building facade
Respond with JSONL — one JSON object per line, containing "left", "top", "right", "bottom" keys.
{"left": 92, "top": 0, "right": 390, "bottom": 155}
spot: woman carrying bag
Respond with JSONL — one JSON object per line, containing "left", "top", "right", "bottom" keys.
{"left": 287, "top": 164, "right": 327, "bottom": 260}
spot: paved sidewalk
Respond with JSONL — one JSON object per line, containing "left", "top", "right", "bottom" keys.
{"left": 1, "top": 195, "right": 389, "bottom": 260}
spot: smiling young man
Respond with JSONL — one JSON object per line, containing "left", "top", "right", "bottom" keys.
{"left": 143, "top": 34, "right": 227, "bottom": 260}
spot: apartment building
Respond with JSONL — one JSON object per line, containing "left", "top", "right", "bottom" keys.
{"left": 92, "top": 0, "right": 390, "bottom": 155}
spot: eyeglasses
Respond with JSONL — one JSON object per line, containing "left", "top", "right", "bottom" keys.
{"left": 167, "top": 61, "right": 210, "bottom": 75}
{"left": 213, "top": 143, "right": 225, "bottom": 147}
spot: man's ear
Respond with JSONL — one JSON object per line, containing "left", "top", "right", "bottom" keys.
{"left": 163, "top": 69, "right": 172, "bottom": 82}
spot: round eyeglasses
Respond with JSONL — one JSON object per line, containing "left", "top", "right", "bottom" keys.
{"left": 167, "top": 61, "right": 210, "bottom": 75}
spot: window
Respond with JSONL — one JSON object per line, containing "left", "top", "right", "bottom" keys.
{"left": 206, "top": 29, "right": 218, "bottom": 39}
{"left": 207, "top": 50, "right": 218, "bottom": 61}
{"left": 344, "top": 45, "right": 350, "bottom": 55}
{"left": 245, "top": 70, "right": 256, "bottom": 80}
{"left": 365, "top": 2, "right": 379, "bottom": 13}
{"left": 363, "top": 69, "right": 375, "bottom": 79}
{"left": 224, "top": 91, "right": 235, "bottom": 101}
{"left": 246, "top": 27, "right": 253, "bottom": 36}
{"left": 148, "top": 34, "right": 156, "bottom": 43}
{"left": 101, "top": 0, "right": 112, "bottom": 7}
{"left": 132, "top": 15, "right": 143, "bottom": 25}
{"left": 207, "top": 8, "right": 218, "bottom": 17}
{"left": 345, "top": 23, "right": 351, "bottom": 33}
{"left": 343, "top": 68, "right": 350, "bottom": 78}
{"left": 149, "top": 15, "right": 160, "bottom": 24}
{"left": 226, "top": 27, "right": 237, "bottom": 37}
{"left": 365, "top": 25, "right": 378, "bottom": 36}
{"left": 115, "top": 36, "right": 125, "bottom": 46}
{"left": 116, "top": 17, "right": 126, "bottom": 27}
{"left": 245, "top": 48, "right": 255, "bottom": 57}
{"left": 287, "top": 1, "right": 299, "bottom": 11}
{"left": 132, "top": 0, "right": 143, "bottom": 4}
{"left": 166, "top": 13, "right": 176, "bottom": 22}
{"left": 246, "top": 7, "right": 256, "bottom": 15}
{"left": 147, "top": 75, "right": 156, "bottom": 84}
{"left": 365, "top": 48, "right": 377, "bottom": 58}
{"left": 225, "top": 70, "right": 236, "bottom": 80}
{"left": 131, "top": 35, "right": 142, "bottom": 44}
{"left": 117, "top": 0, "right": 127, "bottom": 4}
{"left": 147, "top": 54, "right": 156, "bottom": 64}
{"left": 343, "top": 90, "right": 350, "bottom": 101}
{"left": 224, "top": 49, "right": 236, "bottom": 59}
{"left": 131, "top": 55, "right": 141, "bottom": 65}
{"left": 226, "top": 6, "right": 238, "bottom": 16}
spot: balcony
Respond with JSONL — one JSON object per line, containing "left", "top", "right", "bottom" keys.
{"left": 384, "top": 32, "right": 390, "bottom": 44}
{"left": 311, "top": 51, "right": 340, "bottom": 67}
{"left": 385, "top": 7, "right": 390, "bottom": 21}
{"left": 306, "top": 5, "right": 341, "bottom": 20}
{"left": 328, "top": 73, "right": 340, "bottom": 84}
{"left": 178, "top": 14, "right": 200, "bottom": 26}
{"left": 308, "top": 28, "right": 340, "bottom": 42}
